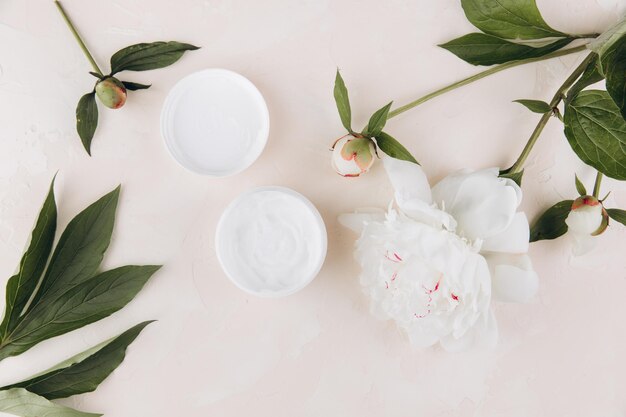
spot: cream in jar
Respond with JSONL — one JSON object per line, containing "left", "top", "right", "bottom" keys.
{"left": 215, "top": 187, "right": 327, "bottom": 297}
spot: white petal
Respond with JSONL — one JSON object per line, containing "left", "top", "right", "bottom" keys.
{"left": 485, "top": 253, "right": 539, "bottom": 303}
{"left": 397, "top": 199, "right": 457, "bottom": 231}
{"left": 432, "top": 168, "right": 519, "bottom": 240}
{"left": 382, "top": 155, "right": 432, "bottom": 206}
{"left": 338, "top": 209, "right": 386, "bottom": 234}
{"left": 501, "top": 177, "right": 523, "bottom": 206}
{"left": 481, "top": 212, "right": 530, "bottom": 254}
{"left": 565, "top": 205, "right": 603, "bottom": 235}
{"left": 440, "top": 310, "right": 498, "bottom": 352}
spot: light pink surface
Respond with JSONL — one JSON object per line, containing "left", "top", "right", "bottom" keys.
{"left": 0, "top": 0, "right": 625, "bottom": 416}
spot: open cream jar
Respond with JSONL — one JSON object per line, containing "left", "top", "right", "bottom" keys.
{"left": 215, "top": 187, "right": 327, "bottom": 297}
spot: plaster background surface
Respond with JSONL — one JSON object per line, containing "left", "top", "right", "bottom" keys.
{"left": 0, "top": 0, "right": 625, "bottom": 416}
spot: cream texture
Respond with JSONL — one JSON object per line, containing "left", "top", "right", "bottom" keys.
{"left": 216, "top": 187, "right": 326, "bottom": 296}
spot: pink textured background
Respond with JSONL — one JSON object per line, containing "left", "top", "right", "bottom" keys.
{"left": 0, "top": 0, "right": 625, "bottom": 415}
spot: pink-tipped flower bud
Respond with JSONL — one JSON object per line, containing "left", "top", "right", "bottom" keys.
{"left": 331, "top": 135, "right": 376, "bottom": 177}
{"left": 566, "top": 195, "right": 609, "bottom": 236}
{"left": 95, "top": 77, "right": 127, "bottom": 109}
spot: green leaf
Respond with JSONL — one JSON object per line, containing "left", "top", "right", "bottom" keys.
{"left": 565, "top": 54, "right": 603, "bottom": 103}
{"left": 76, "top": 92, "right": 98, "bottom": 156}
{"left": 88, "top": 72, "right": 103, "bottom": 80}
{"left": 110, "top": 41, "right": 199, "bottom": 74}
{"left": 0, "top": 388, "right": 100, "bottom": 417}
{"left": 0, "top": 179, "right": 56, "bottom": 339}
{"left": 530, "top": 200, "right": 574, "bottom": 242}
{"left": 499, "top": 169, "right": 524, "bottom": 186}
{"left": 0, "top": 266, "right": 159, "bottom": 361}
{"left": 363, "top": 101, "right": 392, "bottom": 137}
{"left": 563, "top": 90, "right": 626, "bottom": 180}
{"left": 121, "top": 81, "right": 151, "bottom": 91}
{"left": 1, "top": 322, "right": 153, "bottom": 400}
{"left": 28, "top": 186, "right": 120, "bottom": 308}
{"left": 602, "top": 35, "right": 626, "bottom": 120}
{"left": 514, "top": 99, "right": 552, "bottom": 114}
{"left": 333, "top": 70, "right": 352, "bottom": 132}
{"left": 440, "top": 33, "right": 573, "bottom": 66}
{"left": 460, "top": 0, "right": 565, "bottom": 40}
{"left": 574, "top": 174, "right": 587, "bottom": 196}
{"left": 607, "top": 208, "right": 626, "bottom": 226}
{"left": 374, "top": 132, "right": 418, "bottom": 164}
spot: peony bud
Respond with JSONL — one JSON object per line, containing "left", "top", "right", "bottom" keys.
{"left": 565, "top": 195, "right": 609, "bottom": 256}
{"left": 95, "top": 77, "right": 127, "bottom": 109}
{"left": 331, "top": 135, "right": 376, "bottom": 177}
{"left": 566, "top": 195, "right": 609, "bottom": 236}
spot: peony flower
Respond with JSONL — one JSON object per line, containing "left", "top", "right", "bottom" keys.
{"left": 331, "top": 135, "right": 376, "bottom": 177}
{"left": 565, "top": 195, "right": 609, "bottom": 256}
{"left": 339, "top": 156, "right": 538, "bottom": 352}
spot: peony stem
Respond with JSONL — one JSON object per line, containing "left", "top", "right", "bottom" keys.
{"left": 54, "top": 1, "right": 104, "bottom": 76}
{"left": 593, "top": 172, "right": 603, "bottom": 198}
{"left": 508, "top": 52, "right": 597, "bottom": 174}
{"left": 387, "top": 44, "right": 590, "bottom": 119}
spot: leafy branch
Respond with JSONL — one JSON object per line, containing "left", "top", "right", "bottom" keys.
{"left": 55, "top": 1, "right": 199, "bottom": 155}
{"left": 0, "top": 178, "right": 160, "bottom": 416}
{"left": 332, "top": 0, "right": 598, "bottom": 168}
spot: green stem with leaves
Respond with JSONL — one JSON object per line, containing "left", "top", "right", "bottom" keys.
{"left": 593, "top": 172, "right": 604, "bottom": 198}
{"left": 54, "top": 0, "right": 104, "bottom": 76}
{"left": 387, "top": 44, "right": 590, "bottom": 119}
{"left": 508, "top": 52, "right": 597, "bottom": 174}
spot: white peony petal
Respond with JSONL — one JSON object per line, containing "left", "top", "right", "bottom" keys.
{"left": 501, "top": 177, "right": 523, "bottom": 206}
{"left": 407, "top": 328, "right": 441, "bottom": 349}
{"left": 440, "top": 309, "right": 498, "bottom": 352}
{"left": 481, "top": 212, "right": 530, "bottom": 254}
{"left": 338, "top": 209, "right": 386, "bottom": 234}
{"left": 565, "top": 204, "right": 603, "bottom": 236}
{"left": 432, "top": 168, "right": 519, "bottom": 240}
{"left": 484, "top": 253, "right": 539, "bottom": 303}
{"left": 396, "top": 199, "right": 457, "bottom": 231}
{"left": 382, "top": 155, "right": 432, "bottom": 206}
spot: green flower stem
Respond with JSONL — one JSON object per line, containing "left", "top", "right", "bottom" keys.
{"left": 387, "top": 44, "right": 590, "bottom": 119}
{"left": 54, "top": 1, "right": 104, "bottom": 76}
{"left": 508, "top": 52, "right": 597, "bottom": 174}
{"left": 593, "top": 172, "right": 603, "bottom": 198}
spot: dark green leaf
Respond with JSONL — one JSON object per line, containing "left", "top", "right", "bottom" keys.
{"left": 1, "top": 322, "right": 153, "bottom": 399}
{"left": 110, "top": 41, "right": 199, "bottom": 74}
{"left": 374, "top": 132, "right": 418, "bottom": 164}
{"left": 76, "top": 92, "right": 98, "bottom": 156}
{"left": 0, "top": 266, "right": 159, "bottom": 361}
{"left": 563, "top": 90, "right": 626, "bottom": 180}
{"left": 514, "top": 99, "right": 552, "bottom": 114}
{"left": 363, "top": 101, "right": 392, "bottom": 137}
{"left": 121, "top": 81, "right": 151, "bottom": 91}
{"left": 565, "top": 54, "right": 603, "bottom": 104}
{"left": 460, "top": 0, "right": 565, "bottom": 40}
{"left": 334, "top": 70, "right": 352, "bottom": 132}
{"left": 607, "top": 208, "right": 626, "bottom": 226}
{"left": 499, "top": 169, "right": 524, "bottom": 186}
{"left": 602, "top": 35, "right": 626, "bottom": 120}
{"left": 0, "top": 179, "right": 56, "bottom": 339}
{"left": 88, "top": 72, "right": 103, "bottom": 80}
{"left": 575, "top": 174, "right": 587, "bottom": 196}
{"left": 27, "top": 186, "right": 119, "bottom": 309}
{"left": 440, "top": 33, "right": 573, "bottom": 66}
{"left": 530, "top": 200, "right": 574, "bottom": 242}
{"left": 0, "top": 388, "right": 101, "bottom": 417}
